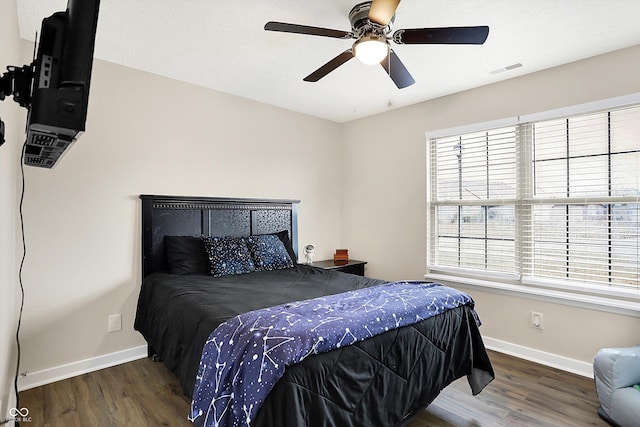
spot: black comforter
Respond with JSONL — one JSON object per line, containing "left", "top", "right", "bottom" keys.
{"left": 134, "top": 265, "right": 494, "bottom": 426}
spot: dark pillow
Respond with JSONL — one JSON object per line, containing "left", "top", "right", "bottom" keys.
{"left": 203, "top": 236, "right": 256, "bottom": 277}
{"left": 164, "top": 236, "right": 209, "bottom": 275}
{"left": 245, "top": 235, "right": 294, "bottom": 271}
{"left": 269, "top": 230, "right": 298, "bottom": 265}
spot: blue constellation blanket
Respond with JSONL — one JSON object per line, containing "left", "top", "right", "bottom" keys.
{"left": 189, "top": 281, "right": 474, "bottom": 427}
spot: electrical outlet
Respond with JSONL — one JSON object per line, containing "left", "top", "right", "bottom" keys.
{"left": 108, "top": 314, "right": 122, "bottom": 332}
{"left": 531, "top": 311, "right": 544, "bottom": 329}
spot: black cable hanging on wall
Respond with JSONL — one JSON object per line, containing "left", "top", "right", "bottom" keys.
{"left": 1, "top": 142, "right": 27, "bottom": 426}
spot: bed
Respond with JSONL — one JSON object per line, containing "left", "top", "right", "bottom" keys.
{"left": 134, "top": 194, "right": 494, "bottom": 427}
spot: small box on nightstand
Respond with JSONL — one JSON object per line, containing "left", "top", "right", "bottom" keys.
{"left": 333, "top": 249, "right": 349, "bottom": 265}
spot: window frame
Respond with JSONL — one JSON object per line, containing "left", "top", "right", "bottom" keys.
{"left": 425, "top": 94, "right": 640, "bottom": 316}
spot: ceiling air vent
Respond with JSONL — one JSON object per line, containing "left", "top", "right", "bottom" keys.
{"left": 490, "top": 63, "right": 523, "bottom": 75}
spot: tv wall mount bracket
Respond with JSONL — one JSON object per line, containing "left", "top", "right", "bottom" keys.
{"left": 0, "top": 63, "right": 35, "bottom": 146}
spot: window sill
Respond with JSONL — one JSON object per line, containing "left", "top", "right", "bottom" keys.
{"left": 425, "top": 273, "right": 640, "bottom": 318}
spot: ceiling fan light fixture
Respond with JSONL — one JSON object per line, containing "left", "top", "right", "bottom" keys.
{"left": 353, "top": 35, "right": 389, "bottom": 65}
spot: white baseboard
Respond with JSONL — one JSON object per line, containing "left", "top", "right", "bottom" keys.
{"left": 18, "top": 345, "right": 148, "bottom": 391}
{"left": 17, "top": 338, "right": 594, "bottom": 391}
{"left": 484, "top": 336, "right": 594, "bottom": 378}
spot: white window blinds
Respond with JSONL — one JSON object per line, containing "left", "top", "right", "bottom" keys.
{"left": 523, "top": 106, "right": 640, "bottom": 290}
{"left": 427, "top": 104, "right": 640, "bottom": 294}
{"left": 428, "top": 126, "right": 519, "bottom": 275}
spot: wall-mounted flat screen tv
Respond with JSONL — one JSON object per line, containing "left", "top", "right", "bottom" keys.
{"left": 23, "top": 0, "right": 100, "bottom": 168}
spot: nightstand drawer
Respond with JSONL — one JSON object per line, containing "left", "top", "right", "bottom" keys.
{"left": 312, "top": 259, "right": 367, "bottom": 276}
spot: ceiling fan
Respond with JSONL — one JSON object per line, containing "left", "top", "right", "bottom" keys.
{"left": 264, "top": 0, "right": 489, "bottom": 89}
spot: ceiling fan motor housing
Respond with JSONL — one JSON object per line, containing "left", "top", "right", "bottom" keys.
{"left": 349, "top": 1, "right": 394, "bottom": 38}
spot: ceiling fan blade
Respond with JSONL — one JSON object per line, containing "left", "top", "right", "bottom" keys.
{"left": 393, "top": 26, "right": 489, "bottom": 45}
{"left": 368, "top": 0, "right": 401, "bottom": 26}
{"left": 304, "top": 50, "right": 355, "bottom": 82}
{"left": 265, "top": 22, "right": 353, "bottom": 39}
{"left": 380, "top": 49, "right": 415, "bottom": 89}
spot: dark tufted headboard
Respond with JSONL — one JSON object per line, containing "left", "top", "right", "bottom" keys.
{"left": 140, "top": 195, "right": 300, "bottom": 278}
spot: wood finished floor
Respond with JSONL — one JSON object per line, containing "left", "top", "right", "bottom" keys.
{"left": 20, "top": 350, "right": 608, "bottom": 427}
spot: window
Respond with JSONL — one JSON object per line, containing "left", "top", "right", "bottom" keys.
{"left": 428, "top": 126, "right": 519, "bottom": 275}
{"left": 427, "top": 103, "right": 640, "bottom": 297}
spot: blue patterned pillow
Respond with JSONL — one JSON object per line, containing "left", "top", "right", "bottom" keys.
{"left": 246, "top": 235, "right": 294, "bottom": 271}
{"left": 203, "top": 236, "right": 256, "bottom": 277}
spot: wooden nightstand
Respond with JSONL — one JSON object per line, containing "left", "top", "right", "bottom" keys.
{"left": 311, "top": 259, "right": 367, "bottom": 276}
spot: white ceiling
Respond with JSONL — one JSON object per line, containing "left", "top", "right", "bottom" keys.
{"left": 15, "top": 0, "right": 640, "bottom": 123}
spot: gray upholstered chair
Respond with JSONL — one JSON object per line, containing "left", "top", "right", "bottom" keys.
{"left": 593, "top": 345, "right": 640, "bottom": 427}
